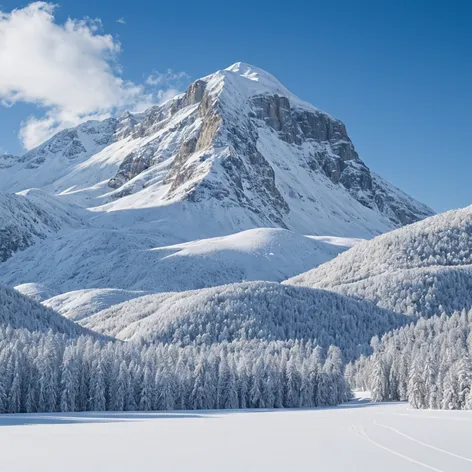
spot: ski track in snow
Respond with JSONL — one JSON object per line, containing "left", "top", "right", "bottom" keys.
{"left": 1, "top": 402, "right": 472, "bottom": 471}
{"left": 372, "top": 419, "right": 472, "bottom": 463}
{"left": 352, "top": 423, "right": 446, "bottom": 472}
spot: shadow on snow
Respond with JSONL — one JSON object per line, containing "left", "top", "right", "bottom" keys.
{"left": 0, "top": 397, "right": 394, "bottom": 427}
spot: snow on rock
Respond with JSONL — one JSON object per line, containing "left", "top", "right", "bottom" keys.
{"left": 0, "top": 119, "right": 119, "bottom": 194}
{"left": 286, "top": 205, "right": 472, "bottom": 316}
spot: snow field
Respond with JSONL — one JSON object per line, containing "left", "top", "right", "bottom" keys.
{"left": 1, "top": 402, "right": 471, "bottom": 472}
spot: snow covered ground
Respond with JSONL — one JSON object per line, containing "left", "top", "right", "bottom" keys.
{"left": 1, "top": 400, "right": 471, "bottom": 471}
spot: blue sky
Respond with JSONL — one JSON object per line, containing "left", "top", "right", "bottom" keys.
{"left": 0, "top": 0, "right": 470, "bottom": 212}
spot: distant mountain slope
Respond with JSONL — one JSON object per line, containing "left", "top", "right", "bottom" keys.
{"left": 286, "top": 206, "right": 472, "bottom": 316}
{"left": 0, "top": 119, "right": 120, "bottom": 194}
{"left": 81, "top": 281, "right": 409, "bottom": 359}
{"left": 0, "top": 283, "right": 92, "bottom": 336}
{"left": 0, "top": 189, "right": 85, "bottom": 262}
{"left": 0, "top": 228, "right": 358, "bottom": 296}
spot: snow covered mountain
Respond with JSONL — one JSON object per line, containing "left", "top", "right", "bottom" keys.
{"left": 1, "top": 62, "right": 432, "bottom": 240}
{"left": 286, "top": 206, "right": 472, "bottom": 316}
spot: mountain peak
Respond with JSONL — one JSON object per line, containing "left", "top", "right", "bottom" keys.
{"left": 211, "top": 62, "right": 316, "bottom": 113}
{"left": 224, "top": 62, "right": 280, "bottom": 85}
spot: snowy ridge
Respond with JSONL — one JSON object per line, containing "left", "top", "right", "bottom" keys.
{"left": 43, "top": 288, "right": 151, "bottom": 321}
{"left": 14, "top": 283, "right": 59, "bottom": 302}
{"left": 286, "top": 205, "right": 472, "bottom": 315}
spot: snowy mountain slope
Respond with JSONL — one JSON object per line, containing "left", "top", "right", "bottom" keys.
{"left": 1, "top": 228, "right": 358, "bottom": 297}
{"left": 0, "top": 63, "right": 433, "bottom": 240}
{"left": 86, "top": 62, "right": 432, "bottom": 239}
{"left": 0, "top": 283, "right": 93, "bottom": 336}
{"left": 82, "top": 281, "right": 409, "bottom": 358}
{"left": 286, "top": 205, "right": 472, "bottom": 316}
{"left": 0, "top": 153, "right": 18, "bottom": 169}
{"left": 0, "top": 119, "right": 119, "bottom": 194}
{"left": 0, "top": 189, "right": 85, "bottom": 262}
{"left": 322, "top": 266, "right": 472, "bottom": 317}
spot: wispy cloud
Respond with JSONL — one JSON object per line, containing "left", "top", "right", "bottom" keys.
{"left": 146, "top": 70, "right": 190, "bottom": 87}
{"left": 116, "top": 17, "right": 126, "bottom": 25}
{"left": 0, "top": 2, "right": 189, "bottom": 150}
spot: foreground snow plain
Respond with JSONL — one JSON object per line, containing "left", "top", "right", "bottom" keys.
{"left": 1, "top": 397, "right": 471, "bottom": 471}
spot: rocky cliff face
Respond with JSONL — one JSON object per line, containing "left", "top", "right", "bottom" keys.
{"left": 102, "top": 63, "right": 432, "bottom": 232}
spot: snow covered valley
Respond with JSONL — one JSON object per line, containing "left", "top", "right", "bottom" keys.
{"left": 1, "top": 399, "right": 472, "bottom": 472}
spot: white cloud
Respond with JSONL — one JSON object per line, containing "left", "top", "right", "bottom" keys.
{"left": 146, "top": 70, "right": 190, "bottom": 87}
{"left": 0, "top": 3, "right": 189, "bottom": 149}
{"left": 157, "top": 88, "right": 182, "bottom": 104}
{"left": 116, "top": 17, "right": 126, "bottom": 25}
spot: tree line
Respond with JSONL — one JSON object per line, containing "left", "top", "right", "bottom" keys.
{"left": 0, "top": 327, "right": 350, "bottom": 413}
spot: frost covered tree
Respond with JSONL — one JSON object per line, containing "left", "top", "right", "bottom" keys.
{"left": 0, "top": 325, "right": 352, "bottom": 413}
{"left": 351, "top": 311, "right": 472, "bottom": 410}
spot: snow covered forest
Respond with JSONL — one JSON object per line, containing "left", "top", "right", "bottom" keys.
{"left": 0, "top": 327, "right": 350, "bottom": 413}
{"left": 347, "top": 311, "right": 472, "bottom": 409}
{"left": 79, "top": 282, "right": 410, "bottom": 359}
{"left": 287, "top": 205, "right": 472, "bottom": 317}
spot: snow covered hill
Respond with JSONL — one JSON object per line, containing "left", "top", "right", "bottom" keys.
{"left": 43, "top": 288, "right": 150, "bottom": 321}
{"left": 81, "top": 281, "right": 409, "bottom": 358}
{"left": 0, "top": 283, "right": 92, "bottom": 336}
{"left": 0, "top": 228, "right": 357, "bottom": 299}
{"left": 286, "top": 206, "right": 472, "bottom": 316}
